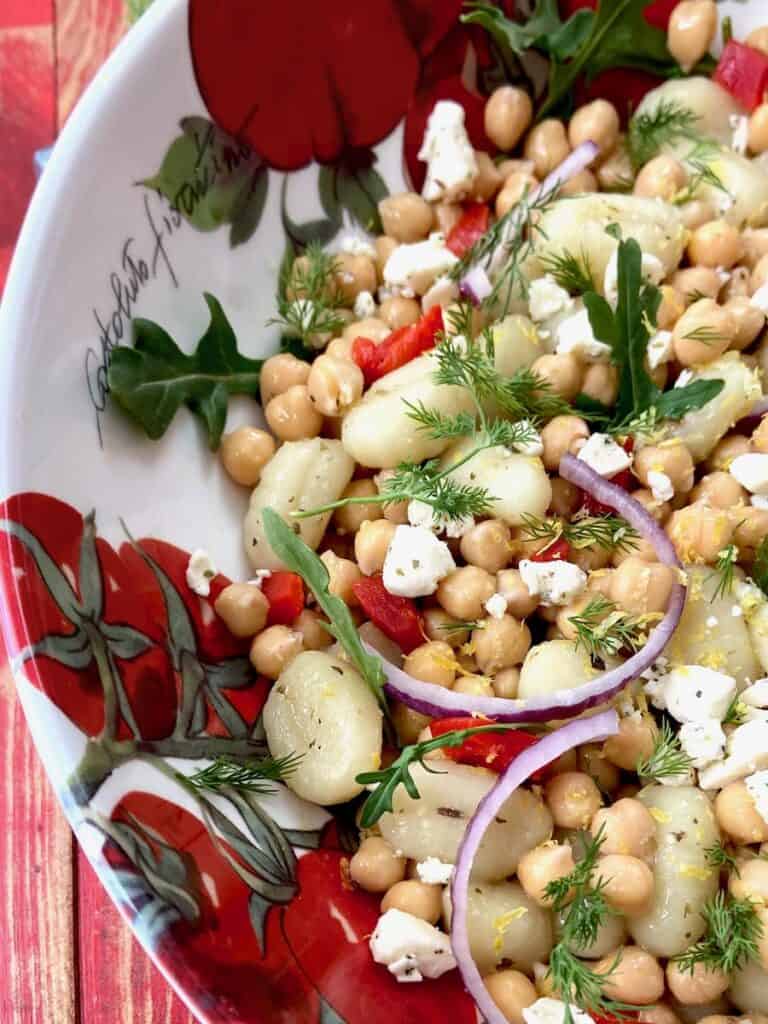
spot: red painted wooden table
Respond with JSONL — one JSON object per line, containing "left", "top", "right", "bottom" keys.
{"left": 0, "top": 2, "right": 196, "bottom": 1020}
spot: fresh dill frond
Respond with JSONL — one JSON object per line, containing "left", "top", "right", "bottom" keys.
{"left": 707, "top": 544, "right": 739, "bottom": 602}
{"left": 269, "top": 242, "right": 347, "bottom": 344}
{"left": 627, "top": 100, "right": 701, "bottom": 170}
{"left": 182, "top": 753, "right": 304, "bottom": 794}
{"left": 540, "top": 249, "right": 596, "bottom": 295}
{"left": 705, "top": 841, "right": 741, "bottom": 877}
{"left": 722, "top": 694, "right": 748, "bottom": 727}
{"left": 681, "top": 324, "right": 727, "bottom": 344}
{"left": 673, "top": 154, "right": 731, "bottom": 207}
{"left": 437, "top": 619, "right": 480, "bottom": 636}
{"left": 674, "top": 892, "right": 763, "bottom": 975}
{"left": 520, "top": 513, "right": 639, "bottom": 554}
{"left": 402, "top": 403, "right": 477, "bottom": 441}
{"left": 636, "top": 718, "right": 693, "bottom": 783}
{"left": 568, "top": 597, "right": 649, "bottom": 661}
{"left": 444, "top": 301, "right": 477, "bottom": 340}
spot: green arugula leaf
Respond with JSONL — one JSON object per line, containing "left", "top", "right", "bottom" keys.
{"left": 107, "top": 294, "right": 262, "bottom": 450}
{"left": 261, "top": 508, "right": 387, "bottom": 711}
{"left": 655, "top": 379, "right": 726, "bottom": 420}
{"left": 461, "top": 0, "right": 569, "bottom": 59}
{"left": 582, "top": 293, "right": 618, "bottom": 350}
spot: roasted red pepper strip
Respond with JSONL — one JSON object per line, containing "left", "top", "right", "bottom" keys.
{"left": 262, "top": 571, "right": 305, "bottom": 626}
{"left": 352, "top": 305, "right": 444, "bottom": 386}
{"left": 429, "top": 716, "right": 542, "bottom": 775}
{"left": 715, "top": 40, "right": 768, "bottom": 111}
{"left": 351, "top": 574, "right": 425, "bottom": 654}
{"left": 530, "top": 537, "right": 572, "bottom": 562}
{"left": 446, "top": 202, "right": 491, "bottom": 257}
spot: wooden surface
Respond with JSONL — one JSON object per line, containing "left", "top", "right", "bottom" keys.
{"left": 0, "top": 2, "right": 197, "bottom": 1020}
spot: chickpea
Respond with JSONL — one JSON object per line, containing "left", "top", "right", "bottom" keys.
{"left": 496, "top": 172, "right": 539, "bottom": 218}
{"left": 549, "top": 749, "right": 579, "bottom": 776}
{"left": 631, "top": 487, "right": 671, "bottom": 524}
{"left": 671, "top": 267, "right": 722, "bottom": 303}
{"left": 678, "top": 197, "right": 718, "bottom": 231}
{"left": 634, "top": 441, "right": 695, "bottom": 495}
{"left": 472, "top": 151, "right": 503, "bottom": 202}
{"left": 603, "top": 714, "right": 658, "bottom": 771}
{"left": 524, "top": 119, "right": 570, "bottom": 178}
{"left": 473, "top": 615, "right": 531, "bottom": 675}
{"left": 729, "top": 857, "right": 768, "bottom": 905}
{"left": 549, "top": 477, "right": 582, "bottom": 519}
{"left": 260, "top": 352, "right": 311, "bottom": 406}
{"left": 484, "top": 970, "right": 538, "bottom": 1024}
{"left": 666, "top": 961, "right": 729, "bottom": 1005}
{"left": 640, "top": 1006, "right": 682, "bottom": 1024}
{"left": 587, "top": 569, "right": 615, "bottom": 599}
{"left": 667, "top": 504, "right": 735, "bottom": 564}
{"left": 742, "top": 227, "right": 768, "bottom": 270}
{"left": 581, "top": 363, "right": 619, "bottom": 406}
{"left": 332, "top": 480, "right": 382, "bottom": 536}
{"left": 517, "top": 842, "right": 576, "bottom": 906}
{"left": 381, "top": 879, "right": 442, "bottom": 923}
{"left": 214, "top": 582, "right": 270, "bottom": 637}
{"left": 493, "top": 667, "right": 520, "bottom": 700}
{"left": 611, "top": 534, "right": 657, "bottom": 567}
{"left": 392, "top": 701, "right": 430, "bottom": 745}
{"left": 544, "top": 772, "right": 602, "bottom": 830}
{"left": 715, "top": 781, "right": 768, "bottom": 844}
{"left": 496, "top": 569, "right": 539, "bottom": 619}
{"left": 688, "top": 219, "right": 743, "bottom": 270}
{"left": 731, "top": 505, "right": 768, "bottom": 557}
{"left": 609, "top": 557, "right": 674, "bottom": 616}
{"left": 307, "top": 354, "right": 364, "bottom": 417}
{"left": 753, "top": 417, "right": 768, "bottom": 454}
{"left": 403, "top": 641, "right": 456, "bottom": 689}
{"left": 567, "top": 99, "right": 619, "bottom": 157}
{"left": 598, "top": 854, "right": 655, "bottom": 915}
{"left": 578, "top": 744, "right": 621, "bottom": 795}
{"left": 350, "top": 837, "right": 406, "bottom": 893}
{"left": 591, "top": 798, "right": 656, "bottom": 861}
{"left": 753, "top": 253, "right": 768, "bottom": 293}
{"left": 706, "top": 433, "right": 751, "bottom": 472}
{"left": 672, "top": 299, "right": 736, "bottom": 366}
{"left": 749, "top": 103, "right": 768, "bottom": 155}
{"left": 437, "top": 566, "right": 496, "bottom": 620}
{"left": 557, "top": 593, "right": 604, "bottom": 642}
{"left": 453, "top": 675, "right": 494, "bottom": 698}
{"left": 725, "top": 295, "right": 766, "bottom": 350}
{"left": 460, "top": 520, "right": 512, "bottom": 574}
{"left": 354, "top": 519, "right": 397, "bottom": 576}
{"left": 540, "top": 418, "right": 591, "bottom": 475}
{"left": 378, "top": 192, "right": 433, "bottom": 244}
{"left": 634, "top": 155, "right": 687, "bottom": 201}
{"left": 265, "top": 384, "right": 323, "bottom": 442}
{"left": 598, "top": 141, "right": 633, "bottom": 191}
{"left": 667, "top": 0, "right": 717, "bottom": 72}
{"left": 333, "top": 252, "right": 377, "bottom": 303}
{"left": 485, "top": 86, "right": 533, "bottom": 151}
{"left": 219, "top": 426, "right": 275, "bottom": 487}
{"left": 249, "top": 625, "right": 303, "bottom": 679}
{"left": 560, "top": 168, "right": 598, "bottom": 197}
{"left": 319, "top": 550, "right": 362, "bottom": 605}
{"left": 496, "top": 158, "right": 536, "bottom": 179}
{"left": 421, "top": 606, "right": 468, "bottom": 649}
{"left": 293, "top": 608, "right": 332, "bottom": 650}
{"left": 690, "top": 471, "right": 747, "bottom": 509}
{"left": 378, "top": 295, "right": 420, "bottom": 330}
{"left": 532, "top": 353, "right": 583, "bottom": 402}
{"left": 596, "top": 946, "right": 664, "bottom": 1005}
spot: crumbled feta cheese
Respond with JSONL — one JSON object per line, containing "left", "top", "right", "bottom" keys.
{"left": 338, "top": 233, "right": 377, "bottom": 259}
{"left": 186, "top": 549, "right": 217, "bottom": 597}
{"left": 647, "top": 470, "right": 674, "bottom": 502}
{"left": 370, "top": 908, "right": 456, "bottom": 982}
{"left": 485, "top": 593, "right": 508, "bottom": 620}
{"left": 523, "top": 997, "right": 594, "bottom": 1024}
{"left": 729, "top": 453, "right": 768, "bottom": 495}
{"left": 421, "top": 274, "right": 459, "bottom": 312}
{"left": 750, "top": 282, "right": 768, "bottom": 314}
{"left": 247, "top": 570, "right": 272, "bottom": 588}
{"left": 418, "top": 100, "right": 478, "bottom": 203}
{"left": 679, "top": 718, "right": 726, "bottom": 769}
{"left": 354, "top": 290, "right": 377, "bottom": 319}
{"left": 699, "top": 720, "right": 768, "bottom": 790}
{"left": 407, "top": 500, "right": 474, "bottom": 538}
{"left": 384, "top": 235, "right": 458, "bottom": 295}
{"left": 742, "top": 679, "right": 768, "bottom": 707}
{"left": 731, "top": 113, "right": 750, "bottom": 155}
{"left": 416, "top": 857, "right": 454, "bottom": 885}
{"left": 746, "top": 770, "right": 768, "bottom": 824}
{"left": 604, "top": 249, "right": 664, "bottom": 308}
{"left": 644, "top": 665, "right": 737, "bottom": 723}
{"left": 519, "top": 559, "right": 587, "bottom": 607}
{"left": 382, "top": 525, "right": 456, "bottom": 598}
{"left": 647, "top": 329, "right": 674, "bottom": 370}
{"left": 528, "top": 275, "right": 574, "bottom": 322}
{"left": 555, "top": 308, "right": 612, "bottom": 362}
{"left": 752, "top": 495, "right": 768, "bottom": 511}
{"left": 577, "top": 433, "right": 633, "bottom": 477}
{"left": 514, "top": 419, "right": 544, "bottom": 457}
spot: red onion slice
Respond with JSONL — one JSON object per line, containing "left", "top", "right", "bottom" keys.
{"left": 366, "top": 458, "right": 686, "bottom": 722}
{"left": 459, "top": 265, "right": 493, "bottom": 304}
{"left": 450, "top": 710, "right": 619, "bottom": 1024}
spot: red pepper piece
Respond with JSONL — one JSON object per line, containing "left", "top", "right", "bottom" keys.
{"left": 351, "top": 574, "right": 425, "bottom": 654}
{"left": 261, "top": 571, "right": 305, "bottom": 626}
{"left": 352, "top": 305, "right": 444, "bottom": 386}
{"left": 715, "top": 40, "right": 768, "bottom": 111}
{"left": 446, "top": 202, "right": 490, "bottom": 257}
{"left": 530, "top": 537, "right": 572, "bottom": 562}
{"left": 429, "top": 716, "right": 543, "bottom": 775}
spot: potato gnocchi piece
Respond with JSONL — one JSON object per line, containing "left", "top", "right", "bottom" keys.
{"left": 263, "top": 651, "right": 383, "bottom": 805}
{"left": 729, "top": 959, "right": 768, "bottom": 1015}
{"left": 634, "top": 78, "right": 743, "bottom": 148}
{"left": 378, "top": 760, "right": 553, "bottom": 881}
{"left": 443, "top": 880, "right": 553, "bottom": 975}
{"left": 692, "top": 147, "right": 768, "bottom": 229}
{"left": 244, "top": 438, "right": 354, "bottom": 570}
{"left": 629, "top": 785, "right": 720, "bottom": 958}
{"left": 440, "top": 443, "right": 552, "bottom": 527}
{"left": 518, "top": 639, "right": 597, "bottom": 702}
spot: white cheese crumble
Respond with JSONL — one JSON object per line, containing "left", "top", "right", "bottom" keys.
{"left": 418, "top": 100, "right": 479, "bottom": 203}
{"left": 519, "top": 559, "right": 587, "bottom": 607}
{"left": 528, "top": 275, "right": 574, "bottom": 322}
{"left": 407, "top": 499, "right": 474, "bottom": 538}
{"left": 679, "top": 718, "right": 726, "bottom": 769}
{"left": 370, "top": 908, "right": 456, "bottom": 983}
{"left": 384, "top": 235, "right": 458, "bottom": 295}
{"left": 416, "top": 857, "right": 454, "bottom": 885}
{"left": 485, "top": 593, "right": 508, "bottom": 620}
{"left": 555, "top": 308, "right": 612, "bottom": 362}
{"left": 647, "top": 470, "right": 674, "bottom": 502}
{"left": 644, "top": 665, "right": 737, "bottom": 724}
{"left": 604, "top": 249, "right": 664, "bottom": 309}
{"left": 746, "top": 770, "right": 768, "bottom": 824}
{"left": 576, "top": 433, "right": 633, "bottom": 477}
{"left": 523, "top": 998, "right": 595, "bottom": 1024}
{"left": 729, "top": 453, "right": 768, "bottom": 495}
{"left": 699, "top": 719, "right": 768, "bottom": 790}
{"left": 353, "top": 290, "right": 377, "bottom": 319}
{"left": 382, "top": 525, "right": 456, "bottom": 598}
{"left": 186, "top": 549, "right": 217, "bottom": 597}
{"left": 674, "top": 369, "right": 695, "bottom": 389}
{"left": 730, "top": 113, "right": 750, "bottom": 155}
{"left": 647, "top": 329, "right": 674, "bottom": 370}
{"left": 514, "top": 419, "right": 544, "bottom": 457}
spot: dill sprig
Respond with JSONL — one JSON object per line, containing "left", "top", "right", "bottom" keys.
{"left": 568, "top": 597, "right": 651, "bottom": 661}
{"left": 681, "top": 324, "right": 728, "bottom": 344}
{"left": 626, "top": 100, "right": 701, "bottom": 170}
{"left": 674, "top": 891, "right": 763, "bottom": 975}
{"left": 540, "top": 249, "right": 596, "bottom": 295}
{"left": 673, "top": 147, "right": 731, "bottom": 207}
{"left": 705, "top": 841, "right": 741, "bottom": 877}
{"left": 269, "top": 242, "right": 347, "bottom": 344}
{"left": 437, "top": 618, "right": 480, "bottom": 636}
{"left": 636, "top": 718, "right": 693, "bottom": 783}
{"left": 722, "top": 694, "right": 748, "bottom": 727}
{"left": 521, "top": 513, "right": 639, "bottom": 554}
{"left": 707, "top": 544, "right": 739, "bottom": 602}
{"left": 181, "top": 753, "right": 304, "bottom": 794}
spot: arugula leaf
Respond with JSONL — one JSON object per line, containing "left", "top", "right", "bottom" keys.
{"left": 461, "top": 0, "right": 590, "bottom": 63}
{"left": 108, "top": 294, "right": 262, "bottom": 450}
{"left": 261, "top": 508, "right": 387, "bottom": 711}
{"left": 655, "top": 379, "right": 726, "bottom": 420}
